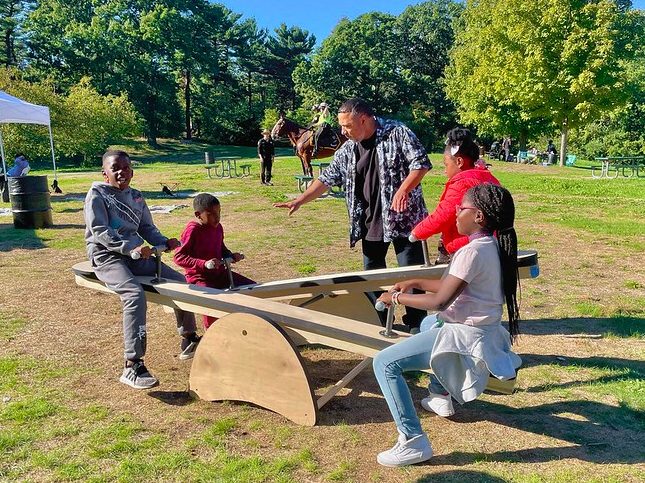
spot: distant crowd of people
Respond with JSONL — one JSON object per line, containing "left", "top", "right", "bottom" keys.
{"left": 488, "top": 138, "right": 557, "bottom": 164}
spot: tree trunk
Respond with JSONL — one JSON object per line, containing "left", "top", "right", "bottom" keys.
{"left": 559, "top": 117, "right": 568, "bottom": 166}
{"left": 146, "top": 94, "right": 158, "bottom": 147}
{"left": 184, "top": 69, "right": 192, "bottom": 140}
{"left": 519, "top": 129, "right": 527, "bottom": 152}
{"left": 247, "top": 71, "right": 252, "bottom": 114}
{"left": 4, "top": 0, "right": 17, "bottom": 67}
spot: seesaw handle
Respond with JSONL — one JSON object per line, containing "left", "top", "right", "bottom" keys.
{"left": 130, "top": 244, "right": 168, "bottom": 260}
{"left": 375, "top": 299, "right": 398, "bottom": 339}
{"left": 408, "top": 233, "right": 430, "bottom": 266}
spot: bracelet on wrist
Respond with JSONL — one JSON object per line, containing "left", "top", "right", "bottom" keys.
{"left": 391, "top": 290, "right": 401, "bottom": 306}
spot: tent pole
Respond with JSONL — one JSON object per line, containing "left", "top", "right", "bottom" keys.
{"left": 48, "top": 124, "right": 57, "bottom": 181}
{"left": 0, "top": 127, "right": 7, "bottom": 175}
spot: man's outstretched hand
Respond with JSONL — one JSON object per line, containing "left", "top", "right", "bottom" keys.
{"left": 273, "top": 199, "right": 302, "bottom": 216}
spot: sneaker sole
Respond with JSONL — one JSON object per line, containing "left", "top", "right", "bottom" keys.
{"left": 377, "top": 452, "right": 433, "bottom": 467}
{"left": 119, "top": 375, "right": 159, "bottom": 390}
{"left": 178, "top": 352, "right": 195, "bottom": 361}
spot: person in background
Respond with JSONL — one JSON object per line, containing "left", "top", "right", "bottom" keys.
{"left": 502, "top": 137, "right": 512, "bottom": 162}
{"left": 7, "top": 153, "right": 30, "bottom": 177}
{"left": 546, "top": 140, "right": 557, "bottom": 165}
{"left": 258, "top": 129, "right": 275, "bottom": 185}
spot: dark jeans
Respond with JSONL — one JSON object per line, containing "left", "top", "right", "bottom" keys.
{"left": 361, "top": 237, "right": 427, "bottom": 329}
{"left": 261, "top": 157, "right": 273, "bottom": 183}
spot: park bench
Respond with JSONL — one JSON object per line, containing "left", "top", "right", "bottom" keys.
{"left": 294, "top": 174, "right": 313, "bottom": 192}
{"left": 72, "top": 249, "right": 539, "bottom": 426}
{"left": 205, "top": 157, "right": 249, "bottom": 179}
{"left": 592, "top": 156, "right": 644, "bottom": 179}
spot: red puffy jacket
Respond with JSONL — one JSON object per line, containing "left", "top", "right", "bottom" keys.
{"left": 412, "top": 167, "right": 500, "bottom": 253}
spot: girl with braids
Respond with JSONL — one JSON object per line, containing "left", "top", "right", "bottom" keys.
{"left": 411, "top": 127, "right": 499, "bottom": 264}
{"left": 372, "top": 183, "right": 521, "bottom": 467}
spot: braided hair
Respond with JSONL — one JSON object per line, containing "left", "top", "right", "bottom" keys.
{"left": 467, "top": 183, "right": 521, "bottom": 341}
{"left": 445, "top": 127, "right": 480, "bottom": 167}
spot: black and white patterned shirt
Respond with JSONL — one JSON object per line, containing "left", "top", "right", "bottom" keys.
{"left": 319, "top": 117, "right": 431, "bottom": 247}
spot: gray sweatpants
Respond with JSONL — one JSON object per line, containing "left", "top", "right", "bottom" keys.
{"left": 92, "top": 255, "right": 197, "bottom": 361}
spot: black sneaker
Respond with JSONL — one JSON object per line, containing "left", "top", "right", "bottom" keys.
{"left": 119, "top": 360, "right": 159, "bottom": 389}
{"left": 179, "top": 334, "right": 201, "bottom": 360}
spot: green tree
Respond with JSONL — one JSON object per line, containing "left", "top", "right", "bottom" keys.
{"left": 265, "top": 24, "right": 315, "bottom": 111}
{"left": 294, "top": 2, "right": 461, "bottom": 149}
{"left": 445, "top": 0, "right": 640, "bottom": 164}
{"left": 0, "top": 0, "right": 30, "bottom": 66}
{"left": 294, "top": 13, "right": 401, "bottom": 113}
{"left": 0, "top": 68, "right": 139, "bottom": 163}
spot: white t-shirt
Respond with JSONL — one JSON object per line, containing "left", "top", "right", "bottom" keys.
{"left": 439, "top": 236, "right": 504, "bottom": 326}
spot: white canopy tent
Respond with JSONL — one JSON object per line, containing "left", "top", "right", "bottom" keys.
{"left": 0, "top": 90, "right": 58, "bottom": 182}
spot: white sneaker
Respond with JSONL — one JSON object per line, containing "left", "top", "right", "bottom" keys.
{"left": 377, "top": 432, "right": 433, "bottom": 467}
{"left": 421, "top": 392, "right": 455, "bottom": 417}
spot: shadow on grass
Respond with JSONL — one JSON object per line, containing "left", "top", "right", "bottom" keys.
{"left": 518, "top": 353, "right": 644, "bottom": 396}
{"left": 147, "top": 390, "right": 194, "bottom": 406}
{"left": 521, "top": 316, "right": 645, "bottom": 338}
{"left": 0, "top": 223, "right": 86, "bottom": 251}
{"left": 415, "top": 471, "right": 506, "bottom": 482}
{"left": 0, "top": 223, "right": 45, "bottom": 251}
{"left": 431, "top": 398, "right": 643, "bottom": 465}
{"left": 308, "top": 356, "right": 425, "bottom": 426}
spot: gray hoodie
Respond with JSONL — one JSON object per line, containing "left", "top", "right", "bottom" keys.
{"left": 84, "top": 182, "right": 167, "bottom": 262}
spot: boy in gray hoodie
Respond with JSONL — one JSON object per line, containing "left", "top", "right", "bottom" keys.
{"left": 84, "top": 150, "right": 200, "bottom": 389}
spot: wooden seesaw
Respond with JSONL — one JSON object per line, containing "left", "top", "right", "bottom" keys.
{"left": 72, "top": 249, "right": 539, "bottom": 426}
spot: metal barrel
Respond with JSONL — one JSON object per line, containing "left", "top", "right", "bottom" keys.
{"left": 8, "top": 175, "right": 53, "bottom": 229}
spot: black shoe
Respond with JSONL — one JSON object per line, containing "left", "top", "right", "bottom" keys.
{"left": 179, "top": 334, "right": 201, "bottom": 360}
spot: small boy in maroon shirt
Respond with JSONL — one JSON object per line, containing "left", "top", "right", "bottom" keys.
{"left": 174, "top": 193, "right": 255, "bottom": 329}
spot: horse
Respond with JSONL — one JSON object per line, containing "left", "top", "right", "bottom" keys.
{"left": 271, "top": 113, "right": 347, "bottom": 177}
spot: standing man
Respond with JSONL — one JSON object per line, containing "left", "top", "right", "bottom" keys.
{"left": 274, "top": 98, "right": 431, "bottom": 332}
{"left": 258, "top": 129, "right": 275, "bottom": 186}
{"left": 502, "top": 136, "right": 512, "bottom": 162}
{"left": 546, "top": 139, "right": 557, "bottom": 165}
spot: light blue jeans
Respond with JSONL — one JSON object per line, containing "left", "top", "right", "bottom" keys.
{"left": 372, "top": 314, "right": 447, "bottom": 438}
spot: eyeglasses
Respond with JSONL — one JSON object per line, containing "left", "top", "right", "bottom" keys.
{"left": 456, "top": 205, "right": 478, "bottom": 214}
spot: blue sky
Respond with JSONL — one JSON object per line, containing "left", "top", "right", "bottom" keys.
{"left": 217, "top": 1, "right": 424, "bottom": 44}
{"left": 219, "top": 0, "right": 645, "bottom": 45}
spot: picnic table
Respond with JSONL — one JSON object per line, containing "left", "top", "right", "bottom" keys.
{"left": 592, "top": 156, "right": 645, "bottom": 179}
{"left": 311, "top": 161, "right": 344, "bottom": 196}
{"left": 205, "top": 157, "right": 251, "bottom": 179}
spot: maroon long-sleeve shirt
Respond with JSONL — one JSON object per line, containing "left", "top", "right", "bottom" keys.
{"left": 173, "top": 221, "right": 231, "bottom": 285}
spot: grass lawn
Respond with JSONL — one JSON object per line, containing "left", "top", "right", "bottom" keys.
{"left": 0, "top": 139, "right": 643, "bottom": 482}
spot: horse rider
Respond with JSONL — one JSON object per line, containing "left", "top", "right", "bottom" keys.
{"left": 310, "top": 102, "right": 334, "bottom": 157}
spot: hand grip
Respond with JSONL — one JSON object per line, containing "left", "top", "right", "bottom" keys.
{"left": 130, "top": 244, "right": 167, "bottom": 260}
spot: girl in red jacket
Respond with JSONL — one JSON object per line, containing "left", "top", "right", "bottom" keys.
{"left": 411, "top": 128, "right": 500, "bottom": 262}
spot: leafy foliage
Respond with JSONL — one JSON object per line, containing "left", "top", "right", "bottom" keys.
{"left": 445, "top": 0, "right": 641, "bottom": 159}
{"left": 293, "top": 1, "right": 462, "bottom": 150}
{"left": 0, "top": 69, "right": 139, "bottom": 163}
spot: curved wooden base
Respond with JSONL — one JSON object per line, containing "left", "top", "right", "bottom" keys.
{"left": 189, "top": 312, "right": 318, "bottom": 426}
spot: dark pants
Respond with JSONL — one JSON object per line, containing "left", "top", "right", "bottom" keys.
{"left": 361, "top": 237, "right": 427, "bottom": 330}
{"left": 261, "top": 157, "right": 273, "bottom": 183}
{"left": 93, "top": 255, "right": 197, "bottom": 361}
